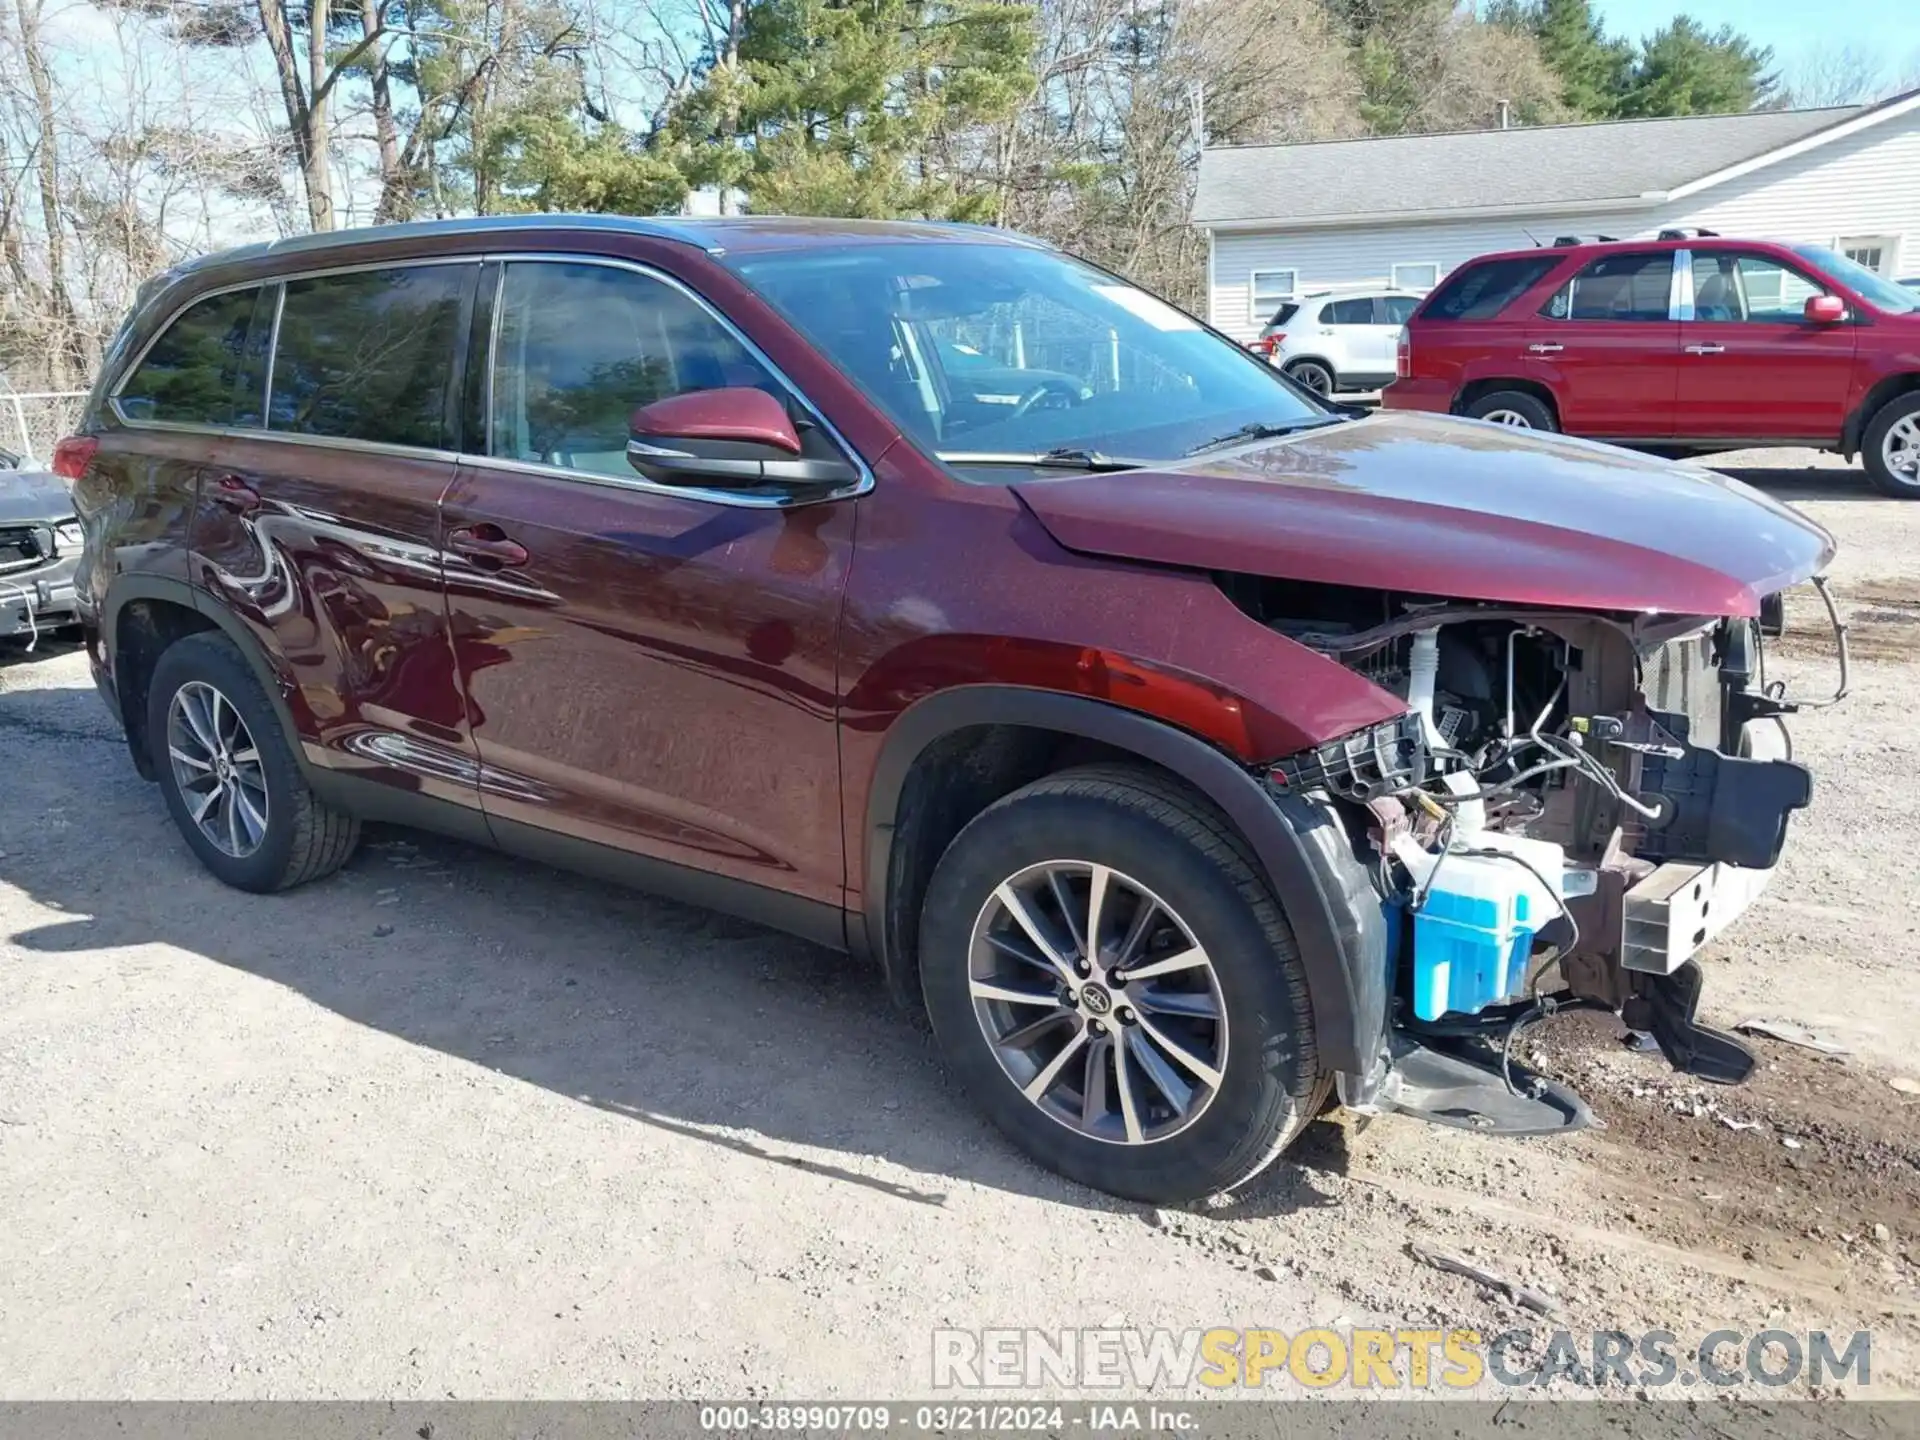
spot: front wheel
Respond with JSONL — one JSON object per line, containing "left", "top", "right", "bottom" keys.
{"left": 1463, "top": 390, "right": 1558, "bottom": 431}
{"left": 919, "top": 765, "right": 1323, "bottom": 1203}
{"left": 1863, "top": 392, "right": 1920, "bottom": 497}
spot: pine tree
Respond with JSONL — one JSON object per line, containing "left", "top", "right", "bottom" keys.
{"left": 666, "top": 0, "right": 1036, "bottom": 219}
{"left": 1616, "top": 17, "right": 1777, "bottom": 117}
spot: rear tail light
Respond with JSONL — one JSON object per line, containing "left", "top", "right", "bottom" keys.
{"left": 51, "top": 435, "right": 98, "bottom": 484}
{"left": 1396, "top": 330, "right": 1411, "bottom": 379}
{"left": 1250, "top": 333, "right": 1282, "bottom": 357}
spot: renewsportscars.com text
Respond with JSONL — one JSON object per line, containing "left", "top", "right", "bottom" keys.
{"left": 932, "top": 1326, "right": 1872, "bottom": 1391}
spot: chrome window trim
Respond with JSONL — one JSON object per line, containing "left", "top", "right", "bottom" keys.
{"left": 104, "top": 248, "right": 874, "bottom": 508}
{"left": 93, "top": 417, "right": 461, "bottom": 466}
{"left": 459, "top": 451, "right": 821, "bottom": 509}
{"left": 475, "top": 251, "right": 872, "bottom": 508}
{"left": 262, "top": 283, "right": 286, "bottom": 422}
{"left": 1671, "top": 247, "right": 1694, "bottom": 321}
{"left": 110, "top": 255, "right": 481, "bottom": 435}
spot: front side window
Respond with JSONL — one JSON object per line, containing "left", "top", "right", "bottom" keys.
{"left": 1793, "top": 244, "right": 1920, "bottom": 314}
{"left": 1689, "top": 253, "right": 1828, "bottom": 323}
{"left": 1421, "top": 257, "right": 1558, "bottom": 322}
{"left": 1379, "top": 296, "right": 1419, "bottom": 324}
{"left": 486, "top": 261, "right": 786, "bottom": 479}
{"left": 268, "top": 264, "right": 472, "bottom": 449}
{"left": 731, "top": 243, "right": 1324, "bottom": 467}
{"left": 118, "top": 287, "right": 261, "bottom": 425}
{"left": 1542, "top": 252, "right": 1674, "bottom": 322}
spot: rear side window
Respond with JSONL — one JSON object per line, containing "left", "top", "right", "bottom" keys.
{"left": 1421, "top": 257, "right": 1559, "bottom": 322}
{"left": 269, "top": 265, "right": 473, "bottom": 449}
{"left": 1323, "top": 297, "right": 1375, "bottom": 325}
{"left": 1544, "top": 252, "right": 1674, "bottom": 322}
{"left": 117, "top": 287, "right": 261, "bottom": 425}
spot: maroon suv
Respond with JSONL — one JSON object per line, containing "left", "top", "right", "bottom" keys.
{"left": 1386, "top": 235, "right": 1920, "bottom": 496}
{"left": 64, "top": 216, "right": 1839, "bottom": 1202}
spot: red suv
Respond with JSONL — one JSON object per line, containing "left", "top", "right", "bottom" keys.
{"left": 1386, "top": 235, "right": 1920, "bottom": 496}
{"left": 63, "top": 216, "right": 1837, "bottom": 1202}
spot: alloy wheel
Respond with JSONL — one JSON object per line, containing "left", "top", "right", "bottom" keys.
{"left": 1289, "top": 363, "right": 1333, "bottom": 396}
{"left": 1886, "top": 414, "right": 1920, "bottom": 485}
{"left": 968, "top": 861, "right": 1228, "bottom": 1146}
{"left": 1479, "top": 408, "right": 1534, "bottom": 428}
{"left": 166, "top": 680, "right": 270, "bottom": 859}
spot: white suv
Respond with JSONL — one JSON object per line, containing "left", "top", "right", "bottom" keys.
{"left": 1250, "top": 290, "right": 1423, "bottom": 397}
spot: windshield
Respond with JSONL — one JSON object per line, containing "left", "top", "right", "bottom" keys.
{"left": 729, "top": 243, "right": 1325, "bottom": 466}
{"left": 1794, "top": 245, "right": 1920, "bottom": 314}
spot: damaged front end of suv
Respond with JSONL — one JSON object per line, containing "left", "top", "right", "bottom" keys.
{"left": 1010, "top": 413, "right": 1845, "bottom": 1147}
{"left": 1241, "top": 575, "right": 1847, "bottom": 1137}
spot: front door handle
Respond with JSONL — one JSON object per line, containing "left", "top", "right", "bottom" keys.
{"left": 1527, "top": 343, "right": 1563, "bottom": 354}
{"left": 448, "top": 524, "right": 530, "bottom": 568}
{"left": 1685, "top": 343, "right": 1726, "bottom": 355}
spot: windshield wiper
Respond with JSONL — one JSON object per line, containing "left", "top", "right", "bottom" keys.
{"left": 937, "top": 448, "right": 1147, "bottom": 472}
{"left": 1184, "top": 416, "right": 1347, "bottom": 457}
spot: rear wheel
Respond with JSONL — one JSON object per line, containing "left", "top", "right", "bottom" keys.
{"left": 147, "top": 632, "right": 360, "bottom": 892}
{"left": 1464, "top": 390, "right": 1557, "bottom": 431}
{"left": 919, "top": 765, "right": 1324, "bottom": 1203}
{"left": 1284, "top": 359, "right": 1335, "bottom": 397}
{"left": 1863, "top": 392, "right": 1920, "bottom": 498}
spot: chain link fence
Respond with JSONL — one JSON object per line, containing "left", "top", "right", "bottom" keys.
{"left": 1, "top": 390, "right": 90, "bottom": 466}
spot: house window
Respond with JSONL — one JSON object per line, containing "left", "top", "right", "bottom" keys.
{"left": 1249, "top": 269, "right": 1297, "bottom": 323}
{"left": 1837, "top": 236, "right": 1898, "bottom": 276}
{"left": 1391, "top": 262, "right": 1441, "bottom": 292}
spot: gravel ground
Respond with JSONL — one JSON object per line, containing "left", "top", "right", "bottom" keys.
{"left": 2, "top": 449, "right": 1917, "bottom": 1402}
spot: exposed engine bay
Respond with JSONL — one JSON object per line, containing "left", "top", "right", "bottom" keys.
{"left": 1221, "top": 574, "right": 1850, "bottom": 1137}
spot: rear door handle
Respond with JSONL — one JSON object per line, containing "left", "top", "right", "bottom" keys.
{"left": 447, "top": 524, "right": 529, "bottom": 568}
{"left": 1527, "top": 343, "right": 1563, "bottom": 354}
{"left": 1685, "top": 344, "right": 1726, "bottom": 355}
{"left": 209, "top": 474, "right": 261, "bottom": 512}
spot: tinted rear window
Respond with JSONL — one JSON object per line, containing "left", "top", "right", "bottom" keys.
{"left": 1263, "top": 303, "right": 1300, "bottom": 329}
{"left": 118, "top": 287, "right": 261, "bottom": 425}
{"left": 1421, "top": 257, "right": 1560, "bottom": 322}
{"left": 268, "top": 264, "right": 473, "bottom": 449}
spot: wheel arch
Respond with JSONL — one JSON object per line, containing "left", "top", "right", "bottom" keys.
{"left": 1454, "top": 377, "right": 1561, "bottom": 423}
{"left": 859, "top": 686, "right": 1388, "bottom": 1076}
{"left": 106, "top": 575, "right": 310, "bottom": 784}
{"left": 1844, "top": 372, "right": 1920, "bottom": 459}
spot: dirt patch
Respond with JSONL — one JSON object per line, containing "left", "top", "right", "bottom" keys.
{"left": 1776, "top": 576, "right": 1920, "bottom": 667}
{"left": 1532, "top": 1012, "right": 1920, "bottom": 1309}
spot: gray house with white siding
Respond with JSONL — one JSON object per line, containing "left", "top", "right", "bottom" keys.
{"left": 1195, "top": 90, "right": 1920, "bottom": 342}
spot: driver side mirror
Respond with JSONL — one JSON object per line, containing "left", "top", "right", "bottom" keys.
{"left": 1804, "top": 294, "right": 1849, "bottom": 325}
{"left": 627, "top": 388, "right": 858, "bottom": 494}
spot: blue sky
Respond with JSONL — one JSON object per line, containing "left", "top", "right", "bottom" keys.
{"left": 1596, "top": 0, "right": 1918, "bottom": 56}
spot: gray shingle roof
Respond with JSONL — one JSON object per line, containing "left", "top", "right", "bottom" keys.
{"left": 1193, "top": 105, "right": 1866, "bottom": 227}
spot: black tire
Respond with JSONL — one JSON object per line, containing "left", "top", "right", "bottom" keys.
{"left": 1463, "top": 389, "right": 1558, "bottom": 432}
{"left": 147, "top": 631, "right": 360, "bottom": 892}
{"left": 1284, "top": 358, "right": 1336, "bottom": 396}
{"left": 1862, "top": 392, "right": 1920, "bottom": 498}
{"left": 919, "top": 764, "right": 1325, "bottom": 1203}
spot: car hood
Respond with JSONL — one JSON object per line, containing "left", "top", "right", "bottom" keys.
{"left": 1011, "top": 412, "right": 1833, "bottom": 617}
{"left": 0, "top": 467, "right": 73, "bottom": 525}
